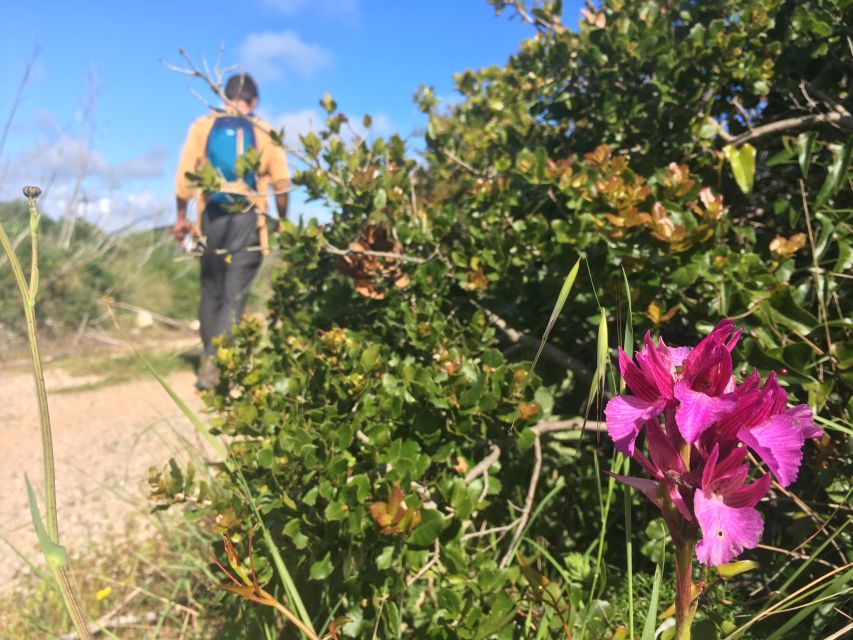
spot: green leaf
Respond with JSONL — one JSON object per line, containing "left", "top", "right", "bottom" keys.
{"left": 437, "top": 588, "right": 463, "bottom": 614}
{"left": 795, "top": 131, "right": 816, "bottom": 178}
{"left": 256, "top": 444, "right": 274, "bottom": 469}
{"left": 815, "top": 142, "right": 852, "bottom": 209}
{"left": 376, "top": 545, "right": 395, "bottom": 570}
{"left": 309, "top": 552, "right": 334, "bottom": 580}
{"left": 723, "top": 143, "right": 756, "bottom": 194}
{"left": 324, "top": 500, "right": 349, "bottom": 522}
{"left": 25, "top": 476, "right": 67, "bottom": 570}
{"left": 373, "top": 188, "right": 388, "bottom": 210}
{"left": 669, "top": 262, "right": 699, "bottom": 287}
{"left": 765, "top": 289, "right": 819, "bottom": 336}
{"left": 408, "top": 509, "right": 443, "bottom": 547}
{"left": 282, "top": 519, "right": 309, "bottom": 550}
{"left": 767, "top": 147, "right": 795, "bottom": 167}
{"left": 320, "top": 92, "right": 337, "bottom": 114}
{"left": 716, "top": 559, "right": 758, "bottom": 579}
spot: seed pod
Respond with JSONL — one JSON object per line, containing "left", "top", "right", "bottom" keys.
{"left": 23, "top": 185, "right": 42, "bottom": 200}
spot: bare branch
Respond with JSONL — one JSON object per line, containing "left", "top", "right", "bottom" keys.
{"left": 530, "top": 418, "right": 605, "bottom": 436}
{"left": 461, "top": 523, "right": 516, "bottom": 541}
{"left": 479, "top": 306, "right": 595, "bottom": 384}
{"left": 439, "top": 148, "right": 489, "bottom": 177}
{"left": 464, "top": 445, "right": 501, "bottom": 484}
{"left": 320, "top": 239, "right": 433, "bottom": 264}
{"left": 406, "top": 540, "right": 441, "bottom": 586}
{"left": 800, "top": 81, "right": 851, "bottom": 119}
{"left": 731, "top": 97, "right": 754, "bottom": 131}
{"left": 723, "top": 112, "right": 853, "bottom": 146}
{"left": 499, "top": 434, "right": 541, "bottom": 569}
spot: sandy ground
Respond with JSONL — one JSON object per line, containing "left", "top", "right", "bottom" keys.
{"left": 0, "top": 360, "right": 209, "bottom": 585}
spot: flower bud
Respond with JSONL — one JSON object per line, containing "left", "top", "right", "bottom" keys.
{"left": 23, "top": 185, "right": 42, "bottom": 200}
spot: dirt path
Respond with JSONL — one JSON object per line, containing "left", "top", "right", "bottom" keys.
{"left": 0, "top": 361, "right": 208, "bottom": 585}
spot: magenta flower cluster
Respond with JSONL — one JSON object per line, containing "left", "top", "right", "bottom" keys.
{"left": 604, "top": 320, "right": 822, "bottom": 566}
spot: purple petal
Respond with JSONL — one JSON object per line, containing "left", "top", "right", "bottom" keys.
{"left": 790, "top": 403, "right": 823, "bottom": 440}
{"left": 674, "top": 380, "right": 738, "bottom": 443}
{"left": 725, "top": 327, "right": 743, "bottom": 353}
{"left": 682, "top": 321, "right": 733, "bottom": 377}
{"left": 636, "top": 332, "right": 676, "bottom": 399}
{"left": 737, "top": 370, "right": 762, "bottom": 395}
{"left": 762, "top": 372, "right": 790, "bottom": 416}
{"left": 694, "top": 489, "right": 764, "bottom": 566}
{"left": 658, "top": 337, "right": 691, "bottom": 370}
{"left": 606, "top": 472, "right": 662, "bottom": 509}
{"left": 703, "top": 445, "right": 751, "bottom": 495}
{"left": 618, "top": 347, "right": 659, "bottom": 402}
{"left": 700, "top": 444, "right": 721, "bottom": 491}
{"left": 725, "top": 473, "right": 772, "bottom": 509}
{"left": 647, "top": 422, "right": 685, "bottom": 474}
{"left": 668, "top": 485, "right": 693, "bottom": 522}
{"left": 738, "top": 407, "right": 810, "bottom": 487}
{"left": 605, "top": 395, "right": 664, "bottom": 456}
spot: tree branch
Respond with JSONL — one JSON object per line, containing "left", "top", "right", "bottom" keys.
{"left": 406, "top": 540, "right": 441, "bottom": 586}
{"left": 321, "top": 239, "right": 433, "bottom": 264}
{"left": 480, "top": 306, "right": 595, "bottom": 383}
{"left": 499, "top": 434, "right": 541, "bottom": 569}
{"left": 530, "top": 418, "right": 605, "bottom": 436}
{"left": 464, "top": 445, "right": 501, "bottom": 484}
{"left": 717, "top": 112, "right": 853, "bottom": 147}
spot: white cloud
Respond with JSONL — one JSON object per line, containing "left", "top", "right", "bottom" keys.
{"left": 349, "top": 112, "right": 395, "bottom": 139}
{"left": 239, "top": 31, "right": 332, "bottom": 82}
{"left": 259, "top": 108, "right": 395, "bottom": 150}
{"left": 258, "top": 0, "right": 357, "bottom": 18}
{"left": 259, "top": 107, "right": 322, "bottom": 146}
{"left": 14, "top": 136, "right": 166, "bottom": 190}
{"left": 0, "top": 123, "right": 170, "bottom": 232}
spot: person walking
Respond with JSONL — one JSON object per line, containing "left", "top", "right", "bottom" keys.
{"left": 173, "top": 73, "right": 290, "bottom": 390}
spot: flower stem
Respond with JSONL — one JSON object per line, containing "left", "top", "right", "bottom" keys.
{"left": 0, "top": 188, "right": 92, "bottom": 640}
{"left": 674, "top": 539, "right": 696, "bottom": 640}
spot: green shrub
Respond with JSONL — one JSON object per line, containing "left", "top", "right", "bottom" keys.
{"left": 152, "top": 1, "right": 852, "bottom": 637}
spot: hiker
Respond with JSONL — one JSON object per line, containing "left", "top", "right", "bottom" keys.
{"left": 173, "top": 73, "right": 290, "bottom": 390}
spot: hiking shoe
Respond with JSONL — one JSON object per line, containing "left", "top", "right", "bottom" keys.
{"left": 196, "top": 356, "right": 220, "bottom": 391}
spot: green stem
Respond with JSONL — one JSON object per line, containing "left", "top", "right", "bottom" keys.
{"left": 0, "top": 203, "right": 57, "bottom": 540}
{"left": 674, "top": 539, "right": 696, "bottom": 640}
{"left": 0, "top": 189, "right": 92, "bottom": 639}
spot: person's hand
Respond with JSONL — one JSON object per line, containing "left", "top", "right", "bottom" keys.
{"left": 172, "top": 219, "right": 193, "bottom": 242}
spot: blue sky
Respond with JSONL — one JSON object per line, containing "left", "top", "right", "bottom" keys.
{"left": 0, "top": 0, "right": 582, "bottom": 230}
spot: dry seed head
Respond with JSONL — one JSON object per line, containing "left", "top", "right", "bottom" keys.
{"left": 23, "top": 185, "right": 42, "bottom": 200}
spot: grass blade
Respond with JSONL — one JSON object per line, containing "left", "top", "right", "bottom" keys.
{"left": 531, "top": 258, "right": 580, "bottom": 373}
{"left": 621, "top": 267, "right": 633, "bottom": 360}
{"left": 641, "top": 541, "right": 665, "bottom": 640}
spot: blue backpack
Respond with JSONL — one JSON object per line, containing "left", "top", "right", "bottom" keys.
{"left": 205, "top": 114, "right": 258, "bottom": 208}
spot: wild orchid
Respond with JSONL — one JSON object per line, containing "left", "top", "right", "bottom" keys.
{"left": 604, "top": 319, "right": 822, "bottom": 639}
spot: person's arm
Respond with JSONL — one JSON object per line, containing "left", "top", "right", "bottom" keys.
{"left": 262, "top": 124, "right": 291, "bottom": 220}
{"left": 173, "top": 196, "right": 193, "bottom": 241}
{"left": 274, "top": 192, "right": 289, "bottom": 220}
{"left": 173, "top": 119, "right": 203, "bottom": 241}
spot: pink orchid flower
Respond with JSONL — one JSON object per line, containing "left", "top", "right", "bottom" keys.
{"left": 604, "top": 319, "right": 823, "bottom": 568}
{"left": 693, "top": 445, "right": 771, "bottom": 566}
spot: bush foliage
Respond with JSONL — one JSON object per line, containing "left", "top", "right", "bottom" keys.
{"left": 152, "top": 1, "right": 852, "bottom": 637}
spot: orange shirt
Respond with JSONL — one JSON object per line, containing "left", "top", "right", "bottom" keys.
{"left": 175, "top": 110, "right": 290, "bottom": 215}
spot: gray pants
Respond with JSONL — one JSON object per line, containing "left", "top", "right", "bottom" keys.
{"left": 199, "top": 204, "right": 262, "bottom": 356}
